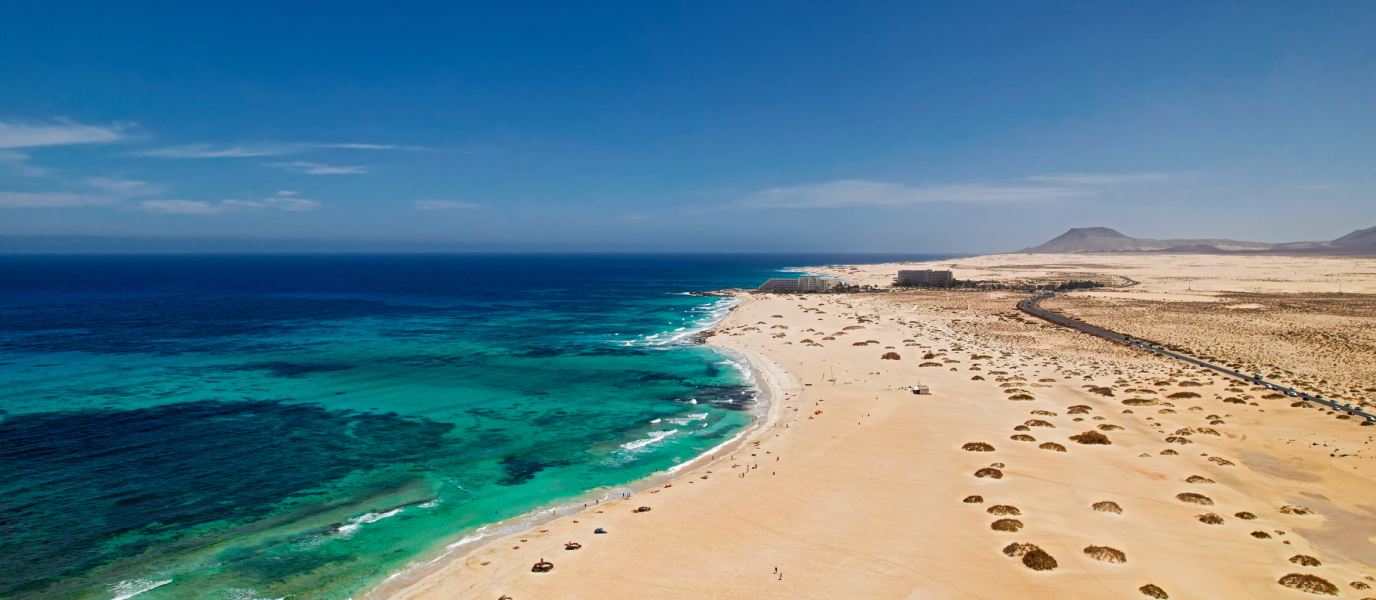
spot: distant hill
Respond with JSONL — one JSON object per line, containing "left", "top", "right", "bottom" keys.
{"left": 1017, "top": 227, "right": 1270, "bottom": 253}
{"left": 1330, "top": 225, "right": 1376, "bottom": 248}
{"left": 1018, "top": 225, "right": 1376, "bottom": 254}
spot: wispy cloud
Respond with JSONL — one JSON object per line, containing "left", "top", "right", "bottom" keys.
{"left": 265, "top": 161, "right": 368, "bottom": 175}
{"left": 0, "top": 119, "right": 128, "bottom": 149}
{"left": 135, "top": 144, "right": 298, "bottom": 158}
{"left": 741, "top": 180, "right": 1090, "bottom": 208}
{"left": 86, "top": 177, "right": 161, "bottom": 196}
{"left": 303, "top": 143, "right": 429, "bottom": 151}
{"left": 415, "top": 199, "right": 479, "bottom": 210}
{"left": 1025, "top": 172, "right": 1173, "bottom": 185}
{"left": 141, "top": 196, "right": 321, "bottom": 214}
{"left": 0, "top": 191, "right": 121, "bottom": 208}
{"left": 137, "top": 141, "right": 428, "bottom": 158}
{"left": 0, "top": 151, "right": 48, "bottom": 177}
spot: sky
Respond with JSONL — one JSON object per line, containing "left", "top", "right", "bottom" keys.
{"left": 1, "top": 1, "right": 1373, "bottom": 253}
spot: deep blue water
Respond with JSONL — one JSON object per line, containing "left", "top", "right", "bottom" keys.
{"left": 0, "top": 253, "right": 948, "bottom": 600}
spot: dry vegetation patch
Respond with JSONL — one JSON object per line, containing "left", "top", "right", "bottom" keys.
{"left": 1197, "top": 513, "right": 1225, "bottom": 525}
{"left": 1139, "top": 584, "right": 1169, "bottom": 599}
{"left": 974, "top": 468, "right": 1003, "bottom": 479}
{"left": 1070, "top": 430, "right": 1112, "bottom": 445}
{"left": 1084, "top": 545, "right": 1127, "bottom": 563}
{"left": 1092, "top": 501, "right": 1123, "bottom": 514}
{"left": 990, "top": 518, "right": 1024, "bottom": 532}
{"left": 1022, "top": 549, "right": 1058, "bottom": 571}
{"left": 1278, "top": 573, "right": 1339, "bottom": 595}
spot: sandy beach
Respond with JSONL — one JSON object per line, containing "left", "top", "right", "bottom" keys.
{"left": 390, "top": 252, "right": 1376, "bottom": 600}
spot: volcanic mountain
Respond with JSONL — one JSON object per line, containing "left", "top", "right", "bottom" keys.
{"left": 1017, "top": 226, "right": 1376, "bottom": 254}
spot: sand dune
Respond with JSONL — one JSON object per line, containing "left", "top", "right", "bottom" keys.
{"left": 390, "top": 253, "right": 1376, "bottom": 599}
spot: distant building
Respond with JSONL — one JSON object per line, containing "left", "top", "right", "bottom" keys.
{"left": 757, "top": 276, "right": 842, "bottom": 293}
{"left": 896, "top": 269, "right": 954, "bottom": 286}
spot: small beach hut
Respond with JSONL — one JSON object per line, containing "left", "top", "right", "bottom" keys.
{"left": 913, "top": 383, "right": 931, "bottom": 395}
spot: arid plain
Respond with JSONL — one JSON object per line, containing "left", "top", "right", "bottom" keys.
{"left": 392, "top": 252, "right": 1376, "bottom": 600}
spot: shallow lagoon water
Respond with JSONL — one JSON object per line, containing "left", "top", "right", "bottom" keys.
{"left": 0, "top": 253, "right": 944, "bottom": 599}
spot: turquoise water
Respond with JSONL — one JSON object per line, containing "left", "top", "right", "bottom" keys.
{"left": 0, "top": 254, "right": 946, "bottom": 599}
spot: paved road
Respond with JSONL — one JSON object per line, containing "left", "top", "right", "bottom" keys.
{"left": 1018, "top": 289, "right": 1375, "bottom": 422}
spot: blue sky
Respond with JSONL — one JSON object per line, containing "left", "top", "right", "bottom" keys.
{"left": 1, "top": 1, "right": 1373, "bottom": 252}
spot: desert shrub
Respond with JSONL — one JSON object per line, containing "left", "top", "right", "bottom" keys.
{"left": 1167, "top": 392, "right": 1201, "bottom": 399}
{"left": 1292, "top": 401, "right": 1314, "bottom": 408}
{"left": 1235, "top": 511, "right": 1256, "bottom": 520}
{"left": 1022, "top": 549, "right": 1057, "bottom": 571}
{"left": 987, "top": 505, "right": 1021, "bottom": 516}
{"left": 1098, "top": 424, "right": 1125, "bottom": 431}
{"left": 1139, "top": 584, "right": 1168, "bottom": 599}
{"left": 990, "top": 518, "right": 1023, "bottom": 532}
{"left": 1176, "top": 493, "right": 1214, "bottom": 505}
{"left": 1011, "top": 434, "right": 1036, "bottom": 442}
{"left": 1025, "top": 419, "right": 1055, "bottom": 428}
{"left": 1009, "top": 394, "right": 1035, "bottom": 401}
{"left": 919, "top": 362, "right": 943, "bottom": 367}
{"left": 1185, "top": 475, "right": 1215, "bottom": 484}
{"left": 1002, "top": 542, "right": 1039, "bottom": 557}
{"left": 1092, "top": 501, "right": 1123, "bottom": 514}
{"left": 1351, "top": 581, "right": 1370, "bottom": 590}
{"left": 1160, "top": 449, "right": 1179, "bottom": 456}
{"left": 1067, "top": 405, "right": 1092, "bottom": 414}
{"left": 852, "top": 342, "right": 869, "bottom": 346}
{"left": 1013, "top": 425, "right": 1031, "bottom": 431}
{"left": 962, "top": 442, "right": 995, "bottom": 452}
{"left": 1289, "top": 555, "right": 1321, "bottom": 567}
{"left": 1277, "top": 573, "right": 1338, "bottom": 595}
{"left": 1031, "top": 410, "right": 1057, "bottom": 416}
{"left": 1123, "top": 398, "right": 1159, "bottom": 406}
{"left": 1165, "top": 436, "right": 1193, "bottom": 445}
{"left": 974, "top": 468, "right": 1003, "bottom": 479}
{"left": 1070, "top": 431, "right": 1111, "bottom": 445}
{"left": 1088, "top": 386, "right": 1115, "bottom": 396}
{"left": 1251, "top": 531, "right": 1272, "bottom": 539}
{"left": 843, "top": 325, "right": 864, "bottom": 330}
{"left": 971, "top": 375, "right": 985, "bottom": 380}
{"left": 881, "top": 352, "right": 901, "bottom": 360}
{"left": 1263, "top": 393, "right": 1287, "bottom": 400}
{"left": 1158, "top": 409, "right": 1177, "bottom": 414}
{"left": 1197, "top": 428, "right": 1221, "bottom": 436}
{"left": 1197, "top": 513, "right": 1225, "bottom": 525}
{"left": 1179, "top": 381, "right": 1203, "bottom": 387}
{"left": 1039, "top": 442, "right": 1067, "bottom": 452}
{"left": 1280, "top": 505, "right": 1314, "bottom": 515}
{"left": 1084, "top": 545, "right": 1126, "bottom": 563}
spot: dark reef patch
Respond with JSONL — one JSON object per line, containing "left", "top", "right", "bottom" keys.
{"left": 0, "top": 400, "right": 455, "bottom": 596}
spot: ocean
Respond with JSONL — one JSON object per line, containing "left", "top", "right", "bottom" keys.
{"left": 0, "top": 253, "right": 948, "bottom": 600}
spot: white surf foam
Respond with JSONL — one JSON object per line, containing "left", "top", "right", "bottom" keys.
{"left": 109, "top": 579, "right": 172, "bottom": 600}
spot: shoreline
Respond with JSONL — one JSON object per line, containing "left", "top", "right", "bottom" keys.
{"left": 377, "top": 292, "right": 782, "bottom": 599}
